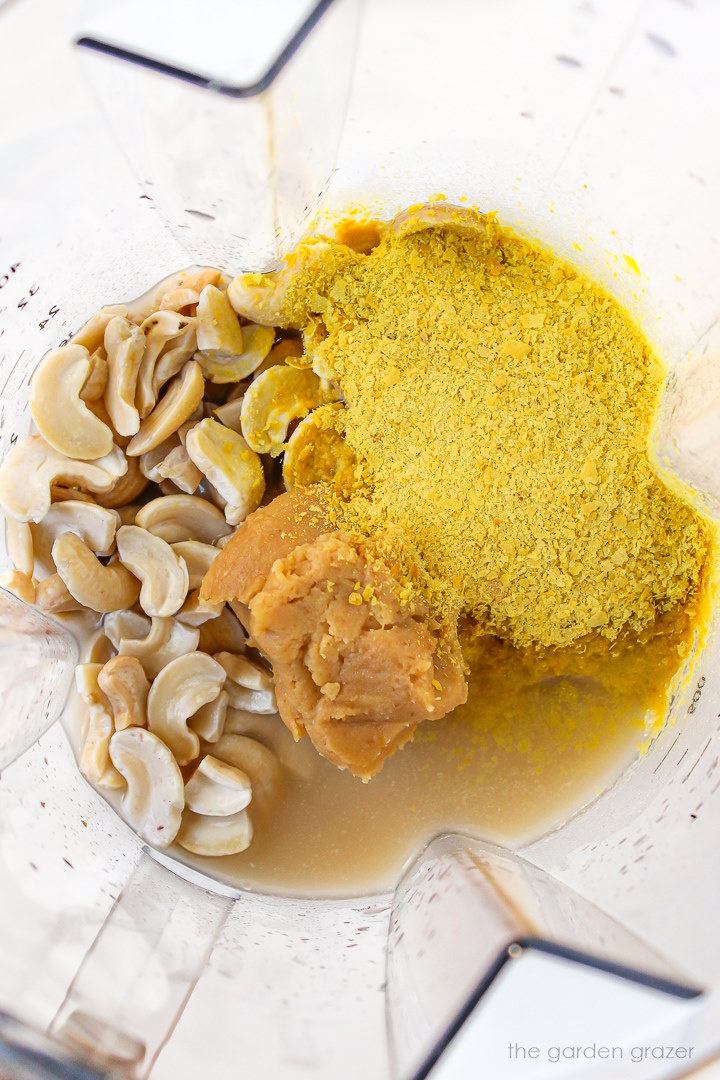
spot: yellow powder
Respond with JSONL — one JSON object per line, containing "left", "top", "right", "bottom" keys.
{"left": 277, "top": 212, "right": 710, "bottom": 649}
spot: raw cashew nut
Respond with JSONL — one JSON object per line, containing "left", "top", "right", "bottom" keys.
{"left": 126, "top": 360, "right": 205, "bottom": 457}
{"left": 135, "top": 494, "right": 231, "bottom": 543}
{"left": 215, "top": 651, "right": 277, "bottom": 713}
{"left": 71, "top": 308, "right": 128, "bottom": 355}
{"left": 4, "top": 517, "right": 34, "bottom": 575}
{"left": 153, "top": 445, "right": 202, "bottom": 494}
{"left": 75, "top": 662, "right": 108, "bottom": 706}
{"left": 103, "top": 316, "right": 146, "bottom": 437}
{"left": 213, "top": 733, "right": 282, "bottom": 808}
{"left": 227, "top": 243, "right": 332, "bottom": 327}
{"left": 109, "top": 727, "right": 184, "bottom": 848}
{"left": 171, "top": 541, "right": 219, "bottom": 589}
{"left": 105, "top": 610, "right": 199, "bottom": 680}
{"left": 53, "top": 534, "right": 140, "bottom": 613}
{"left": 158, "top": 287, "right": 201, "bottom": 312}
{"left": 116, "top": 525, "right": 189, "bottom": 617}
{"left": 31, "top": 501, "right": 121, "bottom": 570}
{"left": 125, "top": 267, "right": 220, "bottom": 324}
{"left": 184, "top": 754, "right": 252, "bottom": 816}
{"left": 94, "top": 457, "right": 149, "bottom": 509}
{"left": 0, "top": 436, "right": 127, "bottom": 523}
{"left": 29, "top": 345, "right": 114, "bottom": 460}
{"left": 79, "top": 348, "right": 109, "bottom": 402}
{"left": 196, "top": 285, "right": 275, "bottom": 382}
{"left": 198, "top": 606, "right": 247, "bottom": 654}
{"left": 35, "top": 573, "right": 82, "bottom": 613}
{"left": 98, "top": 656, "right": 150, "bottom": 730}
{"left": 212, "top": 399, "right": 244, "bottom": 433}
{"left": 152, "top": 327, "right": 198, "bottom": 398}
{"left": 189, "top": 689, "right": 228, "bottom": 743}
{"left": 81, "top": 703, "right": 125, "bottom": 789}
{"left": 388, "top": 202, "right": 487, "bottom": 240}
{"left": 147, "top": 651, "right": 226, "bottom": 765}
{"left": 0, "top": 569, "right": 35, "bottom": 605}
{"left": 177, "top": 808, "right": 252, "bottom": 856}
{"left": 186, "top": 418, "right": 265, "bottom": 525}
{"left": 240, "top": 366, "right": 340, "bottom": 456}
{"left": 282, "top": 403, "right": 356, "bottom": 491}
{"left": 82, "top": 628, "right": 115, "bottom": 664}
{"left": 176, "top": 589, "right": 224, "bottom": 626}
{"left": 136, "top": 311, "right": 194, "bottom": 419}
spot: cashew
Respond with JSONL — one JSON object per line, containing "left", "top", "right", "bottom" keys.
{"left": 125, "top": 267, "right": 220, "bottom": 323}
{"left": 241, "top": 366, "right": 340, "bottom": 456}
{"left": 213, "top": 733, "right": 282, "bottom": 808}
{"left": 50, "top": 487, "right": 97, "bottom": 504}
{"left": 35, "top": 573, "right": 82, "bottom": 613}
{"left": 103, "top": 317, "right": 147, "bottom": 437}
{"left": 31, "top": 501, "right": 121, "bottom": 570}
{"left": 152, "top": 327, "right": 198, "bottom": 398}
{"left": 0, "top": 569, "right": 35, "bottom": 605}
{"left": 189, "top": 689, "right": 228, "bottom": 743}
{"left": 139, "top": 435, "right": 181, "bottom": 481}
{"left": 86, "top": 397, "right": 131, "bottom": 450}
{"left": 105, "top": 610, "right": 200, "bottom": 680}
{"left": 171, "top": 541, "right": 219, "bottom": 589}
{"left": 116, "top": 525, "right": 189, "bottom": 617}
{"left": 98, "top": 656, "right": 150, "bottom": 730}
{"left": 215, "top": 651, "right": 277, "bottom": 713}
{"left": 176, "top": 589, "right": 224, "bottom": 625}
{"left": 147, "top": 651, "right": 226, "bottom": 765}
{"left": 53, "top": 534, "right": 140, "bottom": 613}
{"left": 81, "top": 703, "right": 125, "bottom": 789}
{"left": 126, "top": 361, "right": 205, "bottom": 457}
{"left": 154, "top": 445, "right": 202, "bottom": 494}
{"left": 158, "top": 287, "right": 200, "bottom": 312}
{"left": 82, "top": 628, "right": 115, "bottom": 664}
{"left": 135, "top": 494, "right": 231, "bottom": 543}
{"left": 198, "top": 606, "right": 247, "bottom": 654}
{"left": 29, "top": 345, "right": 115, "bottom": 461}
{"left": 136, "top": 311, "right": 194, "bottom": 419}
{"left": 227, "top": 243, "right": 332, "bottom": 327}
{"left": 212, "top": 399, "right": 244, "bottom": 433}
{"left": 109, "top": 727, "right": 184, "bottom": 848}
{"left": 252, "top": 335, "right": 304, "bottom": 379}
{"left": 0, "top": 436, "right": 127, "bottom": 523}
{"left": 94, "top": 457, "right": 149, "bottom": 509}
{"left": 185, "top": 418, "right": 265, "bottom": 525}
{"left": 184, "top": 754, "right": 252, "bottom": 816}
{"left": 79, "top": 348, "right": 109, "bottom": 402}
{"left": 196, "top": 285, "right": 274, "bottom": 383}
{"left": 4, "top": 517, "right": 34, "bottom": 575}
{"left": 75, "top": 662, "right": 108, "bottom": 705}
{"left": 177, "top": 808, "right": 252, "bottom": 856}
{"left": 71, "top": 308, "right": 127, "bottom": 354}
{"left": 282, "top": 403, "right": 356, "bottom": 491}
{"left": 388, "top": 202, "right": 486, "bottom": 240}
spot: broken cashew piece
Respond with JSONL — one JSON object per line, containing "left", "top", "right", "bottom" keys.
{"left": 176, "top": 588, "right": 224, "bottom": 626}
{"left": 227, "top": 243, "right": 332, "bottom": 327}
{"left": 29, "top": 345, "right": 114, "bottom": 460}
{"left": 215, "top": 651, "right": 277, "bottom": 713}
{"left": 98, "top": 655, "right": 150, "bottom": 730}
{"left": 177, "top": 807, "right": 253, "bottom": 856}
{"left": 282, "top": 403, "right": 356, "bottom": 491}
{"left": 213, "top": 733, "right": 282, "bottom": 809}
{"left": 154, "top": 445, "right": 202, "bottom": 494}
{"left": 79, "top": 348, "right": 109, "bottom": 402}
{"left": 240, "top": 366, "right": 340, "bottom": 456}
{"left": 0, "top": 569, "right": 35, "bottom": 605}
{"left": 189, "top": 689, "right": 228, "bottom": 743}
{"left": 94, "top": 457, "right": 149, "bottom": 509}
{"left": 184, "top": 753, "right": 252, "bottom": 816}
{"left": 126, "top": 360, "right": 205, "bottom": 457}
{"left": 147, "top": 651, "right": 226, "bottom": 765}
{"left": 81, "top": 703, "right": 125, "bottom": 789}
{"left": 103, "top": 316, "right": 147, "bottom": 437}
{"left": 171, "top": 541, "right": 219, "bottom": 589}
{"left": 152, "top": 327, "right": 198, "bottom": 398}
{"left": 4, "top": 517, "right": 34, "bottom": 575}
{"left": 196, "top": 285, "right": 275, "bottom": 382}
{"left": 135, "top": 494, "right": 231, "bottom": 543}
{"left": 31, "top": 501, "right": 120, "bottom": 570}
{"left": 116, "top": 525, "right": 189, "bottom": 617}
{"left": 53, "top": 533, "right": 140, "bottom": 613}
{"left": 109, "top": 727, "right": 184, "bottom": 848}
{"left": 186, "top": 418, "right": 265, "bottom": 525}
{"left": 136, "top": 310, "right": 194, "bottom": 419}
{"left": 35, "top": 573, "right": 82, "bottom": 613}
{"left": 82, "top": 628, "right": 115, "bottom": 665}
{"left": 0, "top": 436, "right": 127, "bottom": 523}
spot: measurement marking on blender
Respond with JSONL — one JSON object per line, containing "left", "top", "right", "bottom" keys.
{"left": 0, "top": 349, "right": 25, "bottom": 396}
{"left": 653, "top": 733, "right": 681, "bottom": 773}
{"left": 682, "top": 737, "right": 713, "bottom": 784}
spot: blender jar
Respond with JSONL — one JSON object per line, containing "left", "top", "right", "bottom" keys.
{"left": 1, "top": 0, "right": 720, "bottom": 1077}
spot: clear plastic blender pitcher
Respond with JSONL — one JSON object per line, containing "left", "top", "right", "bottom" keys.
{"left": 1, "top": 0, "right": 720, "bottom": 1077}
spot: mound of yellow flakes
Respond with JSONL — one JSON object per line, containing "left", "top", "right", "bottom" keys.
{"left": 277, "top": 211, "right": 709, "bottom": 649}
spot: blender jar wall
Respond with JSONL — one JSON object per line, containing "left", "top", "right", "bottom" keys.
{"left": 1, "top": 0, "right": 720, "bottom": 1077}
